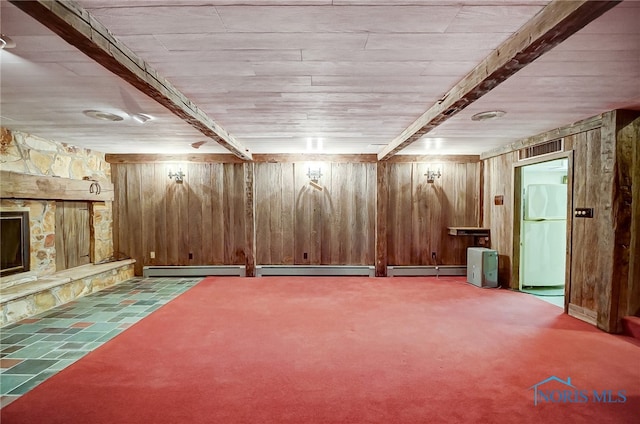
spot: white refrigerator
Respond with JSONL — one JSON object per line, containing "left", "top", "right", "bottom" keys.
{"left": 521, "top": 184, "right": 567, "bottom": 287}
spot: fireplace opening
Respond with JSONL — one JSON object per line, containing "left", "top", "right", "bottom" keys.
{"left": 1, "top": 211, "right": 30, "bottom": 277}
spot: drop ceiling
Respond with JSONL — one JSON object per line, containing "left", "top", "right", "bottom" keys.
{"left": 0, "top": 0, "right": 638, "bottom": 157}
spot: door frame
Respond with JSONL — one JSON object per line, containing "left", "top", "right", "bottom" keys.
{"left": 511, "top": 151, "right": 574, "bottom": 313}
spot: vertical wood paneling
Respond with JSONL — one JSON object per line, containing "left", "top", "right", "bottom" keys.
{"left": 244, "top": 163, "right": 256, "bottom": 276}
{"left": 365, "top": 163, "right": 377, "bottom": 265}
{"left": 210, "top": 164, "right": 225, "bottom": 264}
{"left": 281, "top": 163, "right": 295, "bottom": 264}
{"left": 225, "top": 164, "right": 245, "bottom": 265}
{"left": 140, "top": 164, "right": 155, "bottom": 267}
{"left": 596, "top": 110, "right": 638, "bottom": 332}
{"left": 127, "top": 164, "right": 144, "bottom": 274}
{"left": 387, "top": 164, "right": 412, "bottom": 265}
{"left": 112, "top": 162, "right": 246, "bottom": 274}
{"left": 165, "top": 169, "right": 180, "bottom": 267}
{"left": 200, "top": 164, "right": 213, "bottom": 264}
{"left": 267, "top": 164, "right": 280, "bottom": 263}
{"left": 55, "top": 202, "right": 65, "bottom": 271}
{"left": 482, "top": 152, "right": 517, "bottom": 286}
{"left": 483, "top": 113, "right": 639, "bottom": 332}
{"left": 387, "top": 161, "right": 480, "bottom": 266}
{"left": 255, "top": 162, "right": 375, "bottom": 265}
{"left": 320, "top": 163, "right": 333, "bottom": 264}
{"left": 55, "top": 201, "right": 90, "bottom": 271}
{"left": 568, "top": 129, "right": 603, "bottom": 316}
{"left": 188, "top": 164, "right": 204, "bottom": 264}
{"left": 568, "top": 132, "right": 585, "bottom": 306}
{"left": 627, "top": 112, "right": 640, "bottom": 318}
{"left": 153, "top": 164, "right": 168, "bottom": 266}
{"left": 376, "top": 162, "right": 388, "bottom": 276}
{"left": 254, "top": 164, "right": 271, "bottom": 265}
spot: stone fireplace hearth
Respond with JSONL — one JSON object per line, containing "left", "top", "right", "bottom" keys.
{"left": 1, "top": 127, "right": 134, "bottom": 325}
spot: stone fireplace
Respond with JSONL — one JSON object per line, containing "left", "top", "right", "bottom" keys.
{"left": 0, "top": 127, "right": 134, "bottom": 325}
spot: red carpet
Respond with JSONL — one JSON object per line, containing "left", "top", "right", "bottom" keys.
{"left": 2, "top": 277, "right": 639, "bottom": 423}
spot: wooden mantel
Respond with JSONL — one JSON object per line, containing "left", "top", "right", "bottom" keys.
{"left": 0, "top": 171, "right": 114, "bottom": 202}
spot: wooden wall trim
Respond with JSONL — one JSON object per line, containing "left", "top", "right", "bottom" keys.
{"left": 10, "top": 0, "right": 252, "bottom": 161}
{"left": 244, "top": 163, "right": 256, "bottom": 277}
{"left": 378, "top": 0, "right": 619, "bottom": 160}
{"left": 628, "top": 112, "right": 640, "bottom": 317}
{"left": 106, "top": 153, "right": 481, "bottom": 164}
{"left": 603, "top": 110, "right": 639, "bottom": 332}
{"left": 105, "top": 154, "right": 245, "bottom": 164}
{"left": 568, "top": 303, "right": 598, "bottom": 326}
{"left": 596, "top": 111, "right": 621, "bottom": 332}
{"left": 480, "top": 114, "right": 603, "bottom": 160}
{"left": 387, "top": 155, "right": 480, "bottom": 163}
{"left": 375, "top": 162, "right": 388, "bottom": 277}
{"left": 0, "top": 171, "right": 114, "bottom": 202}
{"left": 253, "top": 154, "right": 378, "bottom": 163}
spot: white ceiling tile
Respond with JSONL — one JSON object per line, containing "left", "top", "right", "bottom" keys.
{"left": 443, "top": 5, "right": 545, "bottom": 33}
{"left": 2, "top": 0, "right": 638, "bottom": 156}
{"left": 87, "top": 6, "right": 226, "bottom": 35}
{"left": 364, "top": 33, "right": 512, "bottom": 51}
{"left": 216, "top": 6, "right": 459, "bottom": 33}
{"left": 154, "top": 32, "right": 369, "bottom": 51}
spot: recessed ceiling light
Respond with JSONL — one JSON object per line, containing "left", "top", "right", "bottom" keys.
{"left": 83, "top": 110, "right": 124, "bottom": 122}
{"left": 471, "top": 110, "right": 506, "bottom": 121}
{"left": 132, "top": 113, "right": 153, "bottom": 124}
{"left": 0, "top": 34, "right": 16, "bottom": 49}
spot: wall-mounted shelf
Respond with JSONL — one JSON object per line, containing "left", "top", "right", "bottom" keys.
{"left": 448, "top": 227, "right": 490, "bottom": 247}
{"left": 0, "top": 171, "right": 114, "bottom": 202}
{"left": 447, "top": 227, "right": 490, "bottom": 237}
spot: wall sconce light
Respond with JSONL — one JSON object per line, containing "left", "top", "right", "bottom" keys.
{"left": 307, "top": 166, "right": 323, "bottom": 190}
{"left": 424, "top": 168, "right": 442, "bottom": 184}
{"left": 168, "top": 168, "right": 185, "bottom": 183}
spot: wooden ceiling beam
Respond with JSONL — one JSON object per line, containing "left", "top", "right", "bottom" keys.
{"left": 378, "top": 0, "right": 621, "bottom": 161}
{"left": 10, "top": 0, "right": 253, "bottom": 161}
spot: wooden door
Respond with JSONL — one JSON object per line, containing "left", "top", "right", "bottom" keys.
{"left": 55, "top": 201, "right": 90, "bottom": 270}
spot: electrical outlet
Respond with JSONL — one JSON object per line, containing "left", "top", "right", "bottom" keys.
{"left": 150, "top": 251, "right": 155, "bottom": 259}
{"left": 304, "top": 252, "right": 308, "bottom": 259}
{"left": 431, "top": 252, "right": 437, "bottom": 259}
{"left": 189, "top": 252, "right": 193, "bottom": 259}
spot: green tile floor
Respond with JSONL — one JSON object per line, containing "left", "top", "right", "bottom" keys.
{"left": 0, "top": 277, "right": 202, "bottom": 408}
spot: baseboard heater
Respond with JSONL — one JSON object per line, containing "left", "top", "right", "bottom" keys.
{"left": 256, "top": 265, "right": 375, "bottom": 277}
{"left": 387, "top": 266, "right": 466, "bottom": 277}
{"left": 142, "top": 266, "right": 246, "bottom": 278}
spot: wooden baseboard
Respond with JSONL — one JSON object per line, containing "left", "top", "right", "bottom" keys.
{"left": 568, "top": 303, "right": 598, "bottom": 326}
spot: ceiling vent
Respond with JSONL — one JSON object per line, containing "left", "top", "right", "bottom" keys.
{"left": 519, "top": 138, "right": 563, "bottom": 161}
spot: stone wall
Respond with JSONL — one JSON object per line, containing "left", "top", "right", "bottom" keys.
{"left": 0, "top": 127, "right": 114, "bottom": 274}
{"left": 0, "top": 127, "right": 111, "bottom": 181}
{"left": 1, "top": 261, "right": 135, "bottom": 326}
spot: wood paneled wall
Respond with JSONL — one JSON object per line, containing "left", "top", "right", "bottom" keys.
{"left": 254, "top": 162, "right": 376, "bottom": 265}
{"left": 111, "top": 163, "right": 248, "bottom": 275}
{"left": 112, "top": 158, "right": 481, "bottom": 272}
{"left": 626, "top": 112, "right": 640, "bottom": 318}
{"left": 481, "top": 110, "right": 640, "bottom": 333}
{"left": 481, "top": 152, "right": 517, "bottom": 284}
{"left": 565, "top": 127, "right": 602, "bottom": 318}
{"left": 386, "top": 162, "right": 481, "bottom": 265}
